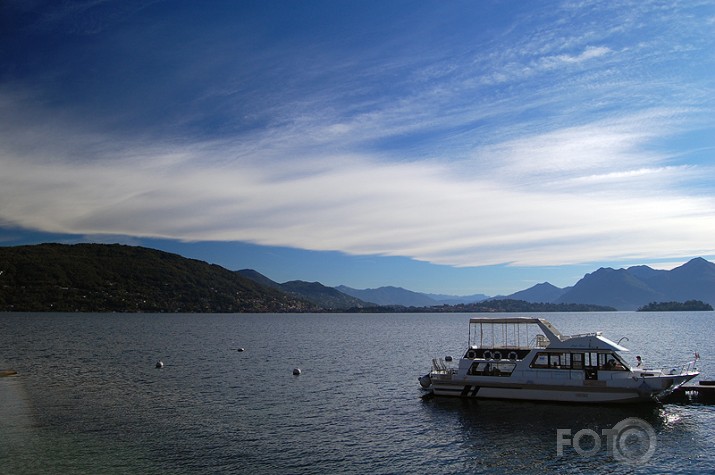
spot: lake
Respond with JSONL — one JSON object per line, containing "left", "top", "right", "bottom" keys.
{"left": 1, "top": 312, "right": 714, "bottom": 474}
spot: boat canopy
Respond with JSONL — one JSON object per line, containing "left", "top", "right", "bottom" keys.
{"left": 468, "top": 317, "right": 562, "bottom": 349}
{"left": 467, "top": 317, "right": 629, "bottom": 352}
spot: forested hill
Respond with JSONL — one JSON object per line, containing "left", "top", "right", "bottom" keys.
{"left": 0, "top": 243, "right": 318, "bottom": 312}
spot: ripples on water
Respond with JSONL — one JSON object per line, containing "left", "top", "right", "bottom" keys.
{"left": 1, "top": 312, "right": 714, "bottom": 474}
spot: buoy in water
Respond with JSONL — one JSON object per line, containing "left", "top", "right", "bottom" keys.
{"left": 293, "top": 368, "right": 302, "bottom": 376}
{"left": 237, "top": 348, "right": 245, "bottom": 352}
{"left": 155, "top": 361, "right": 164, "bottom": 369}
{"left": 445, "top": 355, "right": 453, "bottom": 362}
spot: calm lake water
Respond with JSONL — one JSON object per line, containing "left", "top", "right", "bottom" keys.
{"left": 1, "top": 312, "right": 714, "bottom": 474}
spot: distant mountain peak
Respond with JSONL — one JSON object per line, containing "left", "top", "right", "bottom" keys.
{"left": 533, "top": 282, "right": 558, "bottom": 289}
{"left": 681, "top": 257, "right": 714, "bottom": 269}
{"left": 335, "top": 285, "right": 437, "bottom": 307}
{"left": 495, "top": 281, "right": 566, "bottom": 304}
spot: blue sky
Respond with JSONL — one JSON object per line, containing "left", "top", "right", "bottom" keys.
{"left": 1, "top": 0, "right": 714, "bottom": 296}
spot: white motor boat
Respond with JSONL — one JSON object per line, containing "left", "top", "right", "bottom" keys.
{"left": 420, "top": 317, "right": 699, "bottom": 403}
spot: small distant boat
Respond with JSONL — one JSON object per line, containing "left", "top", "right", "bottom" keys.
{"left": 420, "top": 317, "right": 699, "bottom": 404}
{"left": 0, "top": 370, "right": 18, "bottom": 377}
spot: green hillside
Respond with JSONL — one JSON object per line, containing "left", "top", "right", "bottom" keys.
{"left": 0, "top": 243, "right": 318, "bottom": 312}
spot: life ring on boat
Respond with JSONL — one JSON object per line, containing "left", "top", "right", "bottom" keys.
{"left": 483, "top": 350, "right": 493, "bottom": 360}
{"left": 508, "top": 351, "right": 518, "bottom": 361}
{"left": 467, "top": 350, "right": 477, "bottom": 359}
{"left": 493, "top": 351, "right": 502, "bottom": 361}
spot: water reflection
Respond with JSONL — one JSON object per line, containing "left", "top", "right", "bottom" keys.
{"left": 421, "top": 397, "right": 708, "bottom": 473}
{"left": 0, "top": 377, "right": 36, "bottom": 450}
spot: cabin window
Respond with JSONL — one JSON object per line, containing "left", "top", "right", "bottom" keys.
{"left": 531, "top": 351, "right": 627, "bottom": 370}
{"left": 530, "top": 352, "right": 571, "bottom": 369}
{"left": 583, "top": 352, "right": 627, "bottom": 370}
{"left": 584, "top": 352, "right": 601, "bottom": 369}
{"left": 603, "top": 354, "right": 627, "bottom": 371}
{"left": 468, "top": 361, "right": 516, "bottom": 376}
{"left": 557, "top": 353, "right": 571, "bottom": 368}
{"left": 531, "top": 353, "right": 549, "bottom": 368}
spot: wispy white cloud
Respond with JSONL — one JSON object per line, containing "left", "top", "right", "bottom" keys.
{"left": 1, "top": 84, "right": 713, "bottom": 268}
{"left": 538, "top": 45, "right": 612, "bottom": 69}
{"left": 2, "top": 0, "right": 714, "bottom": 273}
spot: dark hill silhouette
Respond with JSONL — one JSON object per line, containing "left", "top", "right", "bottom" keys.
{"left": 238, "top": 270, "right": 372, "bottom": 310}
{"left": 0, "top": 243, "right": 316, "bottom": 312}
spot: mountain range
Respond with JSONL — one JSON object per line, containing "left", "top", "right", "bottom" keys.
{"left": 331, "top": 258, "right": 715, "bottom": 310}
{"left": 326, "top": 258, "right": 715, "bottom": 310}
{"left": 333, "top": 285, "right": 488, "bottom": 307}
{"left": 0, "top": 243, "right": 713, "bottom": 312}
{"left": 491, "top": 258, "right": 715, "bottom": 310}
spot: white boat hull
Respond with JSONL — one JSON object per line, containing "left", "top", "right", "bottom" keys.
{"left": 433, "top": 383, "right": 649, "bottom": 403}
{"left": 429, "top": 373, "right": 697, "bottom": 404}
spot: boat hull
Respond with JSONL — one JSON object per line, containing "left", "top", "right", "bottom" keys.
{"left": 429, "top": 372, "right": 698, "bottom": 404}
{"left": 432, "top": 383, "right": 649, "bottom": 403}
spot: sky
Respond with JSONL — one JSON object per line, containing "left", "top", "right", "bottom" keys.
{"left": 1, "top": 0, "right": 714, "bottom": 296}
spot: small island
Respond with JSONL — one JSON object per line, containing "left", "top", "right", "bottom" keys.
{"left": 637, "top": 300, "right": 713, "bottom": 312}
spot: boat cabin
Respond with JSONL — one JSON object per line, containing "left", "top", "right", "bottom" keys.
{"left": 463, "top": 317, "right": 633, "bottom": 379}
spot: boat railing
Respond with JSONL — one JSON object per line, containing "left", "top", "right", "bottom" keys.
{"left": 660, "top": 359, "right": 699, "bottom": 376}
{"left": 635, "top": 360, "right": 699, "bottom": 376}
{"left": 470, "top": 344, "right": 534, "bottom": 350}
{"left": 475, "top": 335, "right": 549, "bottom": 348}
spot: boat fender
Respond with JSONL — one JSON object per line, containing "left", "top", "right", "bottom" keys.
{"left": 483, "top": 350, "right": 492, "bottom": 360}
{"left": 508, "top": 352, "right": 518, "bottom": 361}
{"left": 467, "top": 350, "right": 477, "bottom": 359}
{"left": 493, "top": 352, "right": 502, "bottom": 361}
{"left": 419, "top": 374, "right": 432, "bottom": 389}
